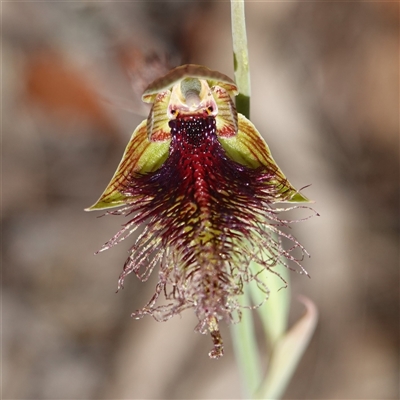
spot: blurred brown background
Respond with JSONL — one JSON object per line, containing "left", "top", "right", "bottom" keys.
{"left": 3, "top": 2, "right": 399, "bottom": 399}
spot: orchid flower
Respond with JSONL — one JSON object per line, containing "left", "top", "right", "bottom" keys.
{"left": 86, "top": 64, "right": 310, "bottom": 359}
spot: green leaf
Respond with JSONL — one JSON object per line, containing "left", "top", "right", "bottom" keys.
{"left": 230, "top": 291, "right": 263, "bottom": 398}
{"left": 255, "top": 296, "right": 318, "bottom": 399}
{"left": 249, "top": 261, "right": 290, "bottom": 347}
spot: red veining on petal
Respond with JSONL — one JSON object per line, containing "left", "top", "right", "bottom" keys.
{"left": 217, "top": 125, "right": 237, "bottom": 138}
{"left": 149, "top": 129, "right": 170, "bottom": 141}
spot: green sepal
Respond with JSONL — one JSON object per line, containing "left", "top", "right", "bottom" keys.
{"left": 218, "top": 114, "right": 310, "bottom": 203}
{"left": 86, "top": 120, "right": 170, "bottom": 211}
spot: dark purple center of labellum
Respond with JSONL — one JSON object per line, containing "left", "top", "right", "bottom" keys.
{"left": 130, "top": 115, "right": 277, "bottom": 231}
{"left": 114, "top": 114, "right": 297, "bottom": 358}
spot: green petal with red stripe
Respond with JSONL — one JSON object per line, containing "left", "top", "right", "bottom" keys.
{"left": 86, "top": 120, "right": 170, "bottom": 211}
{"left": 218, "top": 114, "right": 310, "bottom": 203}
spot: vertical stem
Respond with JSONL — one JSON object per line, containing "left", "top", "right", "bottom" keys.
{"left": 229, "top": 4, "right": 314, "bottom": 399}
{"left": 231, "top": 0, "right": 251, "bottom": 119}
{"left": 230, "top": 291, "right": 262, "bottom": 398}
{"left": 230, "top": 1, "right": 261, "bottom": 398}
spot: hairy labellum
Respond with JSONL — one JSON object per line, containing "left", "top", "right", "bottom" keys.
{"left": 86, "top": 64, "right": 311, "bottom": 359}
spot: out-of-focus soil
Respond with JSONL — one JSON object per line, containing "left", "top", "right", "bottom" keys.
{"left": 3, "top": 2, "right": 398, "bottom": 399}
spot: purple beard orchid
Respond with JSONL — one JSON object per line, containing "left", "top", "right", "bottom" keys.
{"left": 86, "top": 65, "right": 311, "bottom": 358}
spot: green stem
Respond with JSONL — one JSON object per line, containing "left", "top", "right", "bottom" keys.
{"left": 229, "top": 4, "right": 315, "bottom": 399}
{"left": 229, "top": 1, "right": 261, "bottom": 397}
{"left": 230, "top": 291, "right": 262, "bottom": 398}
{"left": 231, "top": 0, "right": 251, "bottom": 119}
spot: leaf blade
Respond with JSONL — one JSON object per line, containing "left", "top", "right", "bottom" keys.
{"left": 255, "top": 296, "right": 318, "bottom": 399}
